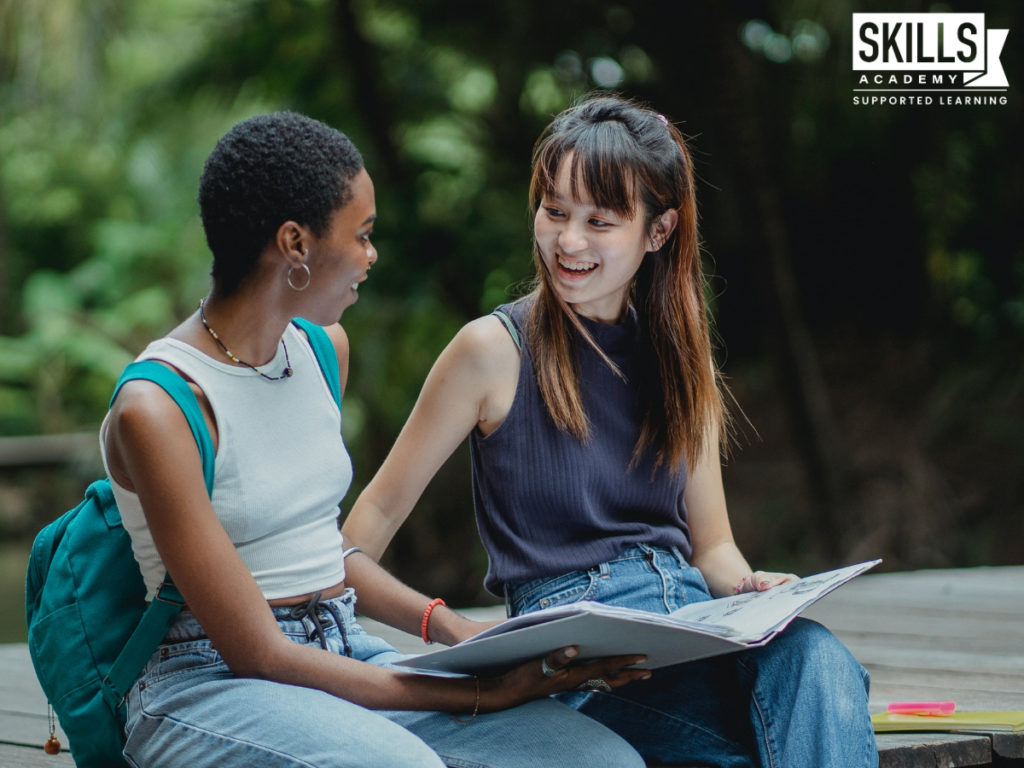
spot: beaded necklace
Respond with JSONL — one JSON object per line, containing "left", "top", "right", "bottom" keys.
{"left": 198, "top": 299, "right": 293, "bottom": 381}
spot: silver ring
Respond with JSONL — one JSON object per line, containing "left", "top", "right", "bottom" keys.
{"left": 579, "top": 678, "right": 612, "bottom": 693}
{"left": 541, "top": 658, "right": 559, "bottom": 677}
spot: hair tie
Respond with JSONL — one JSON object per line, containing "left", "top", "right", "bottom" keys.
{"left": 656, "top": 113, "right": 669, "bottom": 126}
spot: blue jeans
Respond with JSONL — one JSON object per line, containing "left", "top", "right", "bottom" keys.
{"left": 505, "top": 545, "right": 878, "bottom": 768}
{"left": 123, "top": 588, "right": 644, "bottom": 768}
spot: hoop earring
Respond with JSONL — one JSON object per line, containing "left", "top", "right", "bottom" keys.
{"left": 287, "top": 263, "right": 311, "bottom": 291}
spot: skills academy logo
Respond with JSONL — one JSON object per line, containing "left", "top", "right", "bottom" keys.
{"left": 852, "top": 13, "right": 1009, "bottom": 106}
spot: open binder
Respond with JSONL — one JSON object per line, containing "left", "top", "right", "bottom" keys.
{"left": 399, "top": 559, "right": 881, "bottom": 675}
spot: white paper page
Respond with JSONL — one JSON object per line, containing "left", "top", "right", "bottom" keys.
{"left": 669, "top": 560, "right": 881, "bottom": 642}
{"left": 464, "top": 599, "right": 729, "bottom": 644}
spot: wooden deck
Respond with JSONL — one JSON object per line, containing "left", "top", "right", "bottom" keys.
{"left": 3, "top": 565, "right": 1022, "bottom": 767}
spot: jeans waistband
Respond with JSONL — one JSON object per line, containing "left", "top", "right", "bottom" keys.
{"left": 605, "top": 543, "right": 690, "bottom": 567}
{"left": 163, "top": 587, "right": 359, "bottom": 646}
{"left": 503, "top": 544, "right": 691, "bottom": 609}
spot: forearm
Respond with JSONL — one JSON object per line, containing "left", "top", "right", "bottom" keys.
{"left": 691, "top": 541, "right": 798, "bottom": 598}
{"left": 690, "top": 540, "right": 753, "bottom": 598}
{"left": 243, "top": 616, "right": 653, "bottom": 716}
{"left": 247, "top": 634, "right": 481, "bottom": 711}
{"left": 343, "top": 550, "right": 483, "bottom": 646}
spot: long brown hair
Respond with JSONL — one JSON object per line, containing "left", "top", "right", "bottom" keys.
{"left": 525, "top": 94, "right": 727, "bottom": 474}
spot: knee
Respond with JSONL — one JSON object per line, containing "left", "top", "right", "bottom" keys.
{"left": 552, "top": 740, "right": 645, "bottom": 768}
{"left": 782, "top": 618, "right": 851, "bottom": 658}
{"left": 351, "top": 735, "right": 446, "bottom": 768}
{"left": 781, "top": 619, "right": 869, "bottom": 691}
{"left": 750, "top": 620, "right": 865, "bottom": 686}
{"left": 568, "top": 721, "right": 646, "bottom": 768}
{"left": 583, "top": 738, "right": 646, "bottom": 768}
{"left": 501, "top": 700, "right": 645, "bottom": 768}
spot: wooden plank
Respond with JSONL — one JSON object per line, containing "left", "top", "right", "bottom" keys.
{"left": 801, "top": 625, "right": 1024, "bottom": 655}
{"left": 804, "top": 567, "right": 1024, "bottom": 618}
{"left": 841, "top": 577, "right": 1023, "bottom": 604}
{"left": 875, "top": 733, "right": 992, "bottom": 768}
{"left": 804, "top": 607, "right": 1024, "bottom": 640}
{"left": 805, "top": 597, "right": 1024, "bottom": 626}
{"left": 0, "top": 645, "right": 57, "bottom": 704}
{"left": 807, "top": 597, "right": 1024, "bottom": 624}
{"left": 991, "top": 732, "right": 1024, "bottom": 759}
{"left": 0, "top": 711, "right": 66, "bottom": 753}
{"left": 832, "top": 565, "right": 1024, "bottom": 593}
{"left": 846, "top": 645, "right": 1024, "bottom": 675}
{"left": 0, "top": 742, "right": 75, "bottom": 767}
{"left": 0, "top": 645, "right": 69, "bottom": 751}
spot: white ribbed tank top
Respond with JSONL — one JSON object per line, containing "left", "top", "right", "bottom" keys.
{"left": 100, "top": 323, "right": 351, "bottom": 600}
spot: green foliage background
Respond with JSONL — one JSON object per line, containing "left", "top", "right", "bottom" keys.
{"left": 1, "top": 0, "right": 1022, "bottom": 638}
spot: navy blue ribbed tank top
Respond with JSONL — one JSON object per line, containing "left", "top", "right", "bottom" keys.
{"left": 469, "top": 297, "right": 693, "bottom": 595}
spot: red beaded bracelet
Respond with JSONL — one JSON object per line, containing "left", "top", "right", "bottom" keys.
{"left": 421, "top": 598, "right": 446, "bottom": 644}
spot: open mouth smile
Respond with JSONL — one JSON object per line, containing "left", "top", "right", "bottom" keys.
{"left": 557, "top": 256, "right": 598, "bottom": 274}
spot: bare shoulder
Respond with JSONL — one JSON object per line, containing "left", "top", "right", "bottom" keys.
{"left": 109, "top": 377, "right": 189, "bottom": 428}
{"left": 105, "top": 378, "right": 201, "bottom": 488}
{"left": 323, "top": 322, "right": 349, "bottom": 351}
{"left": 320, "top": 322, "right": 350, "bottom": 394}
{"left": 449, "top": 314, "right": 520, "bottom": 373}
{"left": 108, "top": 360, "right": 214, "bottom": 439}
{"left": 447, "top": 315, "right": 520, "bottom": 432}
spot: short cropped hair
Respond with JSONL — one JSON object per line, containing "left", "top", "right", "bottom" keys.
{"left": 198, "top": 111, "right": 363, "bottom": 295}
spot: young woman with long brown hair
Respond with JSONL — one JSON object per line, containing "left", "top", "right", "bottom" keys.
{"left": 343, "top": 94, "right": 877, "bottom": 767}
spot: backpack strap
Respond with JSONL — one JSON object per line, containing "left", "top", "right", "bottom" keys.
{"left": 102, "top": 579, "right": 185, "bottom": 708}
{"left": 491, "top": 309, "right": 521, "bottom": 351}
{"left": 111, "top": 360, "right": 215, "bottom": 494}
{"left": 102, "top": 361, "right": 215, "bottom": 707}
{"left": 291, "top": 317, "right": 342, "bottom": 406}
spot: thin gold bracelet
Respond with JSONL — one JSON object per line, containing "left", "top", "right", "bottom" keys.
{"left": 452, "top": 676, "right": 480, "bottom": 724}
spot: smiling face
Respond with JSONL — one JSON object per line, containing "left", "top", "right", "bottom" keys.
{"left": 533, "top": 154, "right": 653, "bottom": 323}
{"left": 305, "top": 168, "right": 377, "bottom": 321}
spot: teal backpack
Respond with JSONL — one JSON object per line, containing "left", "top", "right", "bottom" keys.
{"left": 24, "top": 318, "right": 340, "bottom": 767}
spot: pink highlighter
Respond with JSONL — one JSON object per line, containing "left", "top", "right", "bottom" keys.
{"left": 887, "top": 701, "right": 956, "bottom": 716}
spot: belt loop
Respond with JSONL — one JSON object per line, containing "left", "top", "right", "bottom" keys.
{"left": 670, "top": 546, "right": 689, "bottom": 568}
{"left": 598, "top": 561, "right": 611, "bottom": 578}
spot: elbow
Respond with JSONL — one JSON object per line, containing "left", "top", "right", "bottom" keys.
{"left": 216, "top": 634, "right": 293, "bottom": 680}
{"left": 342, "top": 502, "right": 393, "bottom": 561}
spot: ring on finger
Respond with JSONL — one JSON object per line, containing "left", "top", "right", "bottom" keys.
{"left": 541, "top": 658, "right": 559, "bottom": 677}
{"left": 578, "top": 677, "right": 612, "bottom": 693}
